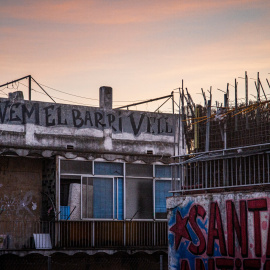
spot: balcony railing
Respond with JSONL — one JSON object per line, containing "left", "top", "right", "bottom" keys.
{"left": 0, "top": 220, "right": 167, "bottom": 250}
{"left": 172, "top": 149, "right": 270, "bottom": 192}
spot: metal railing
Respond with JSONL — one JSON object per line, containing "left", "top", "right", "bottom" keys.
{"left": 0, "top": 220, "right": 167, "bottom": 250}
{"left": 172, "top": 149, "right": 270, "bottom": 192}
{"left": 0, "top": 220, "right": 54, "bottom": 249}
{"left": 57, "top": 220, "right": 167, "bottom": 248}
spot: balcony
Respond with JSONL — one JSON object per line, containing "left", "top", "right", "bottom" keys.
{"left": 0, "top": 220, "right": 168, "bottom": 252}
{"left": 172, "top": 147, "right": 270, "bottom": 193}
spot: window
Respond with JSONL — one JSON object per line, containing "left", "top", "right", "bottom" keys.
{"left": 81, "top": 162, "right": 124, "bottom": 219}
{"left": 155, "top": 180, "right": 172, "bottom": 219}
{"left": 95, "top": 162, "right": 123, "bottom": 176}
{"left": 60, "top": 175, "right": 81, "bottom": 220}
{"left": 126, "top": 164, "right": 154, "bottom": 220}
{"left": 61, "top": 160, "right": 92, "bottom": 174}
{"left": 155, "top": 165, "right": 171, "bottom": 178}
{"left": 82, "top": 177, "right": 113, "bottom": 219}
{"left": 155, "top": 165, "right": 172, "bottom": 219}
{"left": 126, "top": 178, "right": 153, "bottom": 219}
{"left": 126, "top": 164, "right": 152, "bottom": 177}
{"left": 59, "top": 159, "right": 171, "bottom": 220}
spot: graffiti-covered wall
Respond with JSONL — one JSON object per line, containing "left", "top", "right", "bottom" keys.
{"left": 0, "top": 98, "right": 179, "bottom": 156}
{"left": 167, "top": 192, "right": 270, "bottom": 269}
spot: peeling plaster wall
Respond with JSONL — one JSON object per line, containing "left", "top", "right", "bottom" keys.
{"left": 0, "top": 98, "right": 184, "bottom": 157}
{"left": 0, "top": 157, "right": 42, "bottom": 221}
{"left": 167, "top": 192, "right": 270, "bottom": 270}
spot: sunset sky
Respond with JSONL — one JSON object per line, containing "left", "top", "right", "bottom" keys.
{"left": 1, "top": 0, "right": 270, "bottom": 112}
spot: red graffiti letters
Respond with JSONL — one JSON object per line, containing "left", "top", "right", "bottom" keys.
{"left": 170, "top": 196, "right": 270, "bottom": 269}
{"left": 188, "top": 205, "right": 206, "bottom": 255}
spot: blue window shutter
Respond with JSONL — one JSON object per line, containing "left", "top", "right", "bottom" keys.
{"left": 94, "top": 162, "right": 123, "bottom": 176}
{"left": 117, "top": 178, "right": 124, "bottom": 220}
{"left": 60, "top": 206, "right": 70, "bottom": 220}
{"left": 155, "top": 181, "right": 172, "bottom": 213}
{"left": 114, "top": 178, "right": 117, "bottom": 219}
{"left": 155, "top": 165, "right": 171, "bottom": 178}
{"left": 93, "top": 178, "right": 113, "bottom": 218}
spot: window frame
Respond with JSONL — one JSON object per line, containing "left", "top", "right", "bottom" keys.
{"left": 58, "top": 157, "right": 125, "bottom": 221}
{"left": 80, "top": 175, "right": 120, "bottom": 220}
{"left": 57, "top": 157, "right": 173, "bottom": 221}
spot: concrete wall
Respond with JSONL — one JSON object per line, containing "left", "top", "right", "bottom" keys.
{"left": 167, "top": 191, "right": 270, "bottom": 269}
{"left": 0, "top": 98, "right": 183, "bottom": 157}
{"left": 0, "top": 157, "right": 42, "bottom": 221}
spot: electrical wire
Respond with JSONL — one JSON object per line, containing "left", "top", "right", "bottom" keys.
{"left": 39, "top": 82, "right": 180, "bottom": 104}
{"left": 39, "top": 82, "right": 145, "bottom": 103}
{"left": 39, "top": 83, "right": 99, "bottom": 101}
{"left": 19, "top": 82, "right": 97, "bottom": 106}
{"left": 0, "top": 89, "right": 8, "bottom": 96}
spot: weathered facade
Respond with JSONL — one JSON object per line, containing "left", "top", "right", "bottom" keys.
{"left": 0, "top": 86, "right": 184, "bottom": 267}
{"left": 167, "top": 88, "right": 270, "bottom": 269}
{"left": 168, "top": 192, "right": 270, "bottom": 269}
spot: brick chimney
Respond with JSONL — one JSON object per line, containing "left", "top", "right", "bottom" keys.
{"left": 99, "top": 86, "right": 112, "bottom": 110}
{"left": 8, "top": 91, "right": 24, "bottom": 101}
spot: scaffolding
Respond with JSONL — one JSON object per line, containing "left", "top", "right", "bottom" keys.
{"left": 172, "top": 72, "right": 270, "bottom": 193}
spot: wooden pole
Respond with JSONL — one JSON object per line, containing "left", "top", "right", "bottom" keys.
{"left": 224, "top": 94, "right": 227, "bottom": 150}
{"left": 29, "top": 75, "right": 32, "bottom": 101}
{"left": 245, "top": 71, "right": 249, "bottom": 129}
{"left": 181, "top": 80, "right": 185, "bottom": 150}
{"left": 223, "top": 93, "right": 228, "bottom": 185}
{"left": 257, "top": 72, "right": 260, "bottom": 125}
{"left": 235, "top": 78, "right": 238, "bottom": 131}
{"left": 205, "top": 100, "right": 211, "bottom": 152}
{"left": 194, "top": 106, "right": 199, "bottom": 151}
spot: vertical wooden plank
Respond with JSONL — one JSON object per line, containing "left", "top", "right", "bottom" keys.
{"left": 224, "top": 94, "right": 227, "bottom": 150}
{"left": 235, "top": 78, "right": 238, "bottom": 131}
{"left": 257, "top": 72, "right": 260, "bottom": 125}
{"left": 194, "top": 106, "right": 199, "bottom": 150}
{"left": 245, "top": 71, "right": 249, "bottom": 129}
{"left": 205, "top": 100, "right": 211, "bottom": 152}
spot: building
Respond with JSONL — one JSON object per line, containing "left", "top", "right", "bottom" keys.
{"left": 0, "top": 86, "right": 184, "bottom": 268}
{"left": 167, "top": 85, "right": 270, "bottom": 269}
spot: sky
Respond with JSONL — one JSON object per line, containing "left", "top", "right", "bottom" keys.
{"left": 1, "top": 0, "right": 270, "bottom": 112}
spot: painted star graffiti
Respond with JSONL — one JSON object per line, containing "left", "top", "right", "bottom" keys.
{"left": 169, "top": 210, "right": 191, "bottom": 250}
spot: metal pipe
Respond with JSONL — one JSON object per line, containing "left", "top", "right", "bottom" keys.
{"left": 172, "top": 142, "right": 270, "bottom": 158}
{"left": 115, "top": 94, "right": 173, "bottom": 109}
{"left": 0, "top": 75, "right": 30, "bottom": 88}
